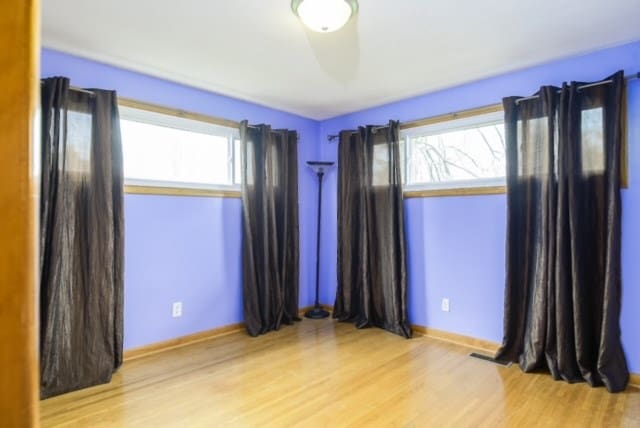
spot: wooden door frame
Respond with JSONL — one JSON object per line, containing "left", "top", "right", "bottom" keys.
{"left": 0, "top": 0, "right": 40, "bottom": 426}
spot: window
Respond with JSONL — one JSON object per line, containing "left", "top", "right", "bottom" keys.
{"left": 401, "top": 109, "right": 506, "bottom": 195}
{"left": 119, "top": 104, "right": 240, "bottom": 192}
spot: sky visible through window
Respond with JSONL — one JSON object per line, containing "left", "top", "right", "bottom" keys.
{"left": 121, "top": 119, "right": 233, "bottom": 186}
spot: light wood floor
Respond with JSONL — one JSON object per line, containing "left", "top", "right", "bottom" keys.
{"left": 41, "top": 319, "right": 640, "bottom": 427}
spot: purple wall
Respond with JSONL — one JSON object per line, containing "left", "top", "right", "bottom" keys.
{"left": 41, "top": 49, "right": 321, "bottom": 349}
{"left": 124, "top": 195, "right": 242, "bottom": 348}
{"left": 622, "top": 75, "right": 640, "bottom": 374}
{"left": 41, "top": 41, "right": 640, "bottom": 374}
{"left": 319, "top": 41, "right": 640, "bottom": 374}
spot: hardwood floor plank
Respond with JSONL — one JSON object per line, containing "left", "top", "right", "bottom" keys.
{"left": 41, "top": 320, "right": 640, "bottom": 427}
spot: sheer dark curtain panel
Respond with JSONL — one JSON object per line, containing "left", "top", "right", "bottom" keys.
{"left": 40, "top": 77, "right": 124, "bottom": 398}
{"left": 496, "top": 71, "right": 629, "bottom": 392}
{"left": 240, "top": 121, "right": 300, "bottom": 337}
{"left": 334, "top": 121, "right": 412, "bottom": 338}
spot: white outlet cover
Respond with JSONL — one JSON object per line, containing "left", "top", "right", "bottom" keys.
{"left": 441, "top": 298, "right": 450, "bottom": 312}
{"left": 172, "top": 301, "right": 182, "bottom": 318}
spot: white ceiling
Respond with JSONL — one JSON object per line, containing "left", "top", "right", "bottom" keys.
{"left": 42, "top": 0, "right": 640, "bottom": 120}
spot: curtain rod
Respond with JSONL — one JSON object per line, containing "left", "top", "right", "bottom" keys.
{"left": 39, "top": 82, "right": 96, "bottom": 96}
{"left": 326, "top": 71, "right": 639, "bottom": 141}
{"left": 47, "top": 70, "right": 639, "bottom": 139}
{"left": 325, "top": 103, "right": 503, "bottom": 142}
{"left": 327, "top": 125, "right": 387, "bottom": 141}
{"left": 514, "top": 72, "right": 639, "bottom": 104}
{"left": 67, "top": 85, "right": 95, "bottom": 95}
{"left": 41, "top": 87, "right": 291, "bottom": 136}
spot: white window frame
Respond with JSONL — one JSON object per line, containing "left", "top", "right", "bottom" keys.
{"left": 118, "top": 104, "right": 241, "bottom": 193}
{"left": 401, "top": 110, "right": 506, "bottom": 195}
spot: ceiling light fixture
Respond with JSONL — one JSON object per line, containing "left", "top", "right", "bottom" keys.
{"left": 291, "top": 0, "right": 358, "bottom": 33}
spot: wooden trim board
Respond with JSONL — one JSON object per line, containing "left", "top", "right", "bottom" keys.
{"left": 404, "top": 185, "right": 506, "bottom": 198}
{"left": 630, "top": 373, "right": 640, "bottom": 389}
{"left": 124, "top": 319, "right": 638, "bottom": 391}
{"left": 0, "top": 0, "right": 40, "bottom": 424}
{"left": 412, "top": 325, "right": 502, "bottom": 354}
{"left": 124, "top": 323, "right": 245, "bottom": 361}
{"left": 118, "top": 97, "right": 240, "bottom": 129}
{"left": 413, "top": 325, "right": 639, "bottom": 390}
{"left": 399, "top": 103, "right": 503, "bottom": 130}
{"left": 125, "top": 308, "right": 335, "bottom": 362}
{"left": 124, "top": 184, "right": 241, "bottom": 198}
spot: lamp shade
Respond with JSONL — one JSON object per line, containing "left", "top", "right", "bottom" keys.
{"left": 291, "top": 0, "right": 358, "bottom": 33}
{"left": 306, "top": 161, "right": 335, "bottom": 174}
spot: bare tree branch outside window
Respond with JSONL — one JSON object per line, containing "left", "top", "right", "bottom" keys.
{"left": 405, "top": 122, "right": 506, "bottom": 186}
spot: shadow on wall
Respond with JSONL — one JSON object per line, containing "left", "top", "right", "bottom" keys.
{"left": 302, "top": 15, "right": 360, "bottom": 83}
{"left": 220, "top": 197, "right": 244, "bottom": 322}
{"left": 405, "top": 198, "right": 429, "bottom": 327}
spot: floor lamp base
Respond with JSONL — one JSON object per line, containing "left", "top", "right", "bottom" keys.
{"left": 304, "top": 306, "right": 330, "bottom": 319}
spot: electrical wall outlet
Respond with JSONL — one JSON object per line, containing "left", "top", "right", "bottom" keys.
{"left": 441, "top": 298, "right": 450, "bottom": 312}
{"left": 172, "top": 301, "right": 183, "bottom": 318}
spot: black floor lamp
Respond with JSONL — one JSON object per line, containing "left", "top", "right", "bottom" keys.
{"left": 305, "top": 161, "right": 335, "bottom": 319}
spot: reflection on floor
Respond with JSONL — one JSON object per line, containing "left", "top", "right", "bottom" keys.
{"left": 41, "top": 319, "right": 640, "bottom": 427}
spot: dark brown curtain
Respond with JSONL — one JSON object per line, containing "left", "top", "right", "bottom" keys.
{"left": 240, "top": 121, "right": 300, "bottom": 337}
{"left": 496, "top": 71, "right": 629, "bottom": 392}
{"left": 40, "top": 77, "right": 124, "bottom": 398}
{"left": 334, "top": 121, "right": 412, "bottom": 338}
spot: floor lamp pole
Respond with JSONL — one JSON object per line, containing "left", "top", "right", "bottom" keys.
{"left": 305, "top": 162, "right": 332, "bottom": 319}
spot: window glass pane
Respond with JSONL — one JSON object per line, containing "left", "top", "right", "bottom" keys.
{"left": 118, "top": 106, "right": 240, "bottom": 188}
{"left": 581, "top": 107, "right": 605, "bottom": 175}
{"left": 234, "top": 139, "right": 241, "bottom": 185}
{"left": 372, "top": 143, "right": 389, "bottom": 186}
{"left": 404, "top": 119, "right": 505, "bottom": 187}
{"left": 518, "top": 117, "right": 550, "bottom": 178}
{"left": 66, "top": 110, "right": 92, "bottom": 174}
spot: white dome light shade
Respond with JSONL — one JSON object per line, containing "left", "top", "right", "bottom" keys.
{"left": 292, "top": 0, "right": 358, "bottom": 33}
